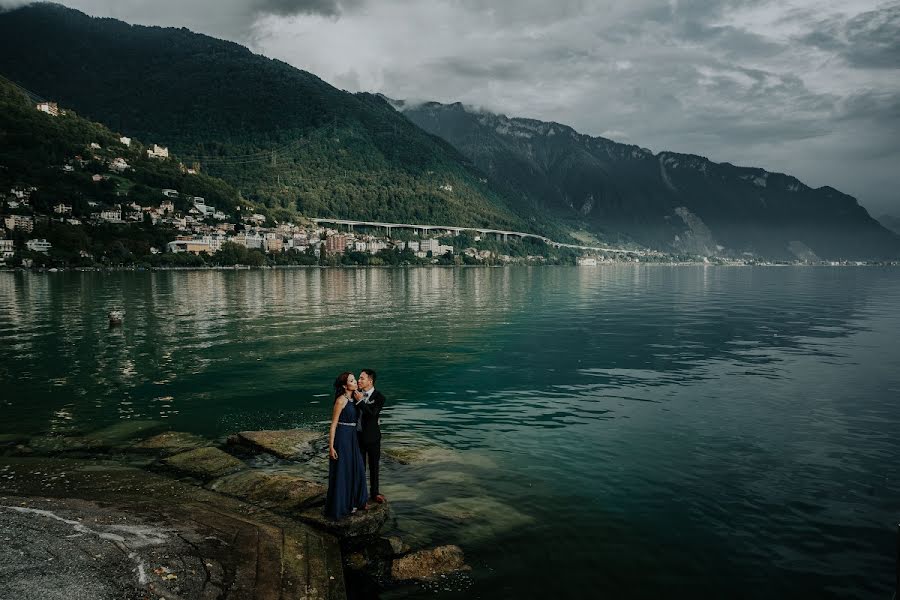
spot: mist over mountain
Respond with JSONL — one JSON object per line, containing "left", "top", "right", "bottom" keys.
{"left": 397, "top": 100, "right": 900, "bottom": 260}
{"left": 878, "top": 215, "right": 900, "bottom": 236}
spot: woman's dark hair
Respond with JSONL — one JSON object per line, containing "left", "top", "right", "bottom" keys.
{"left": 334, "top": 371, "right": 352, "bottom": 399}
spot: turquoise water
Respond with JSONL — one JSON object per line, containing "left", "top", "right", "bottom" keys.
{"left": 1, "top": 266, "right": 899, "bottom": 599}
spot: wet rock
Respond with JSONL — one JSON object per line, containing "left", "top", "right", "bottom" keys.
{"left": 390, "top": 545, "right": 469, "bottom": 581}
{"left": 0, "top": 433, "right": 30, "bottom": 446}
{"left": 28, "top": 435, "right": 94, "bottom": 454}
{"left": 0, "top": 466, "right": 346, "bottom": 600}
{"left": 207, "top": 470, "right": 326, "bottom": 512}
{"left": 386, "top": 536, "right": 411, "bottom": 556}
{"left": 425, "top": 496, "right": 534, "bottom": 543}
{"left": 130, "top": 431, "right": 209, "bottom": 456}
{"left": 228, "top": 429, "right": 322, "bottom": 460}
{"left": 346, "top": 551, "right": 369, "bottom": 571}
{"left": 162, "top": 447, "right": 245, "bottom": 480}
{"left": 382, "top": 446, "right": 496, "bottom": 468}
{"left": 298, "top": 500, "right": 390, "bottom": 544}
{"left": 83, "top": 420, "right": 165, "bottom": 447}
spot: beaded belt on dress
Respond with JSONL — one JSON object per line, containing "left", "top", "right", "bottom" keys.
{"left": 338, "top": 421, "right": 357, "bottom": 426}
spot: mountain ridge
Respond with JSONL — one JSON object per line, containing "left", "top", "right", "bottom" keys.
{"left": 396, "top": 99, "right": 900, "bottom": 260}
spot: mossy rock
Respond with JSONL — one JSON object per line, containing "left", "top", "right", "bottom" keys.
{"left": 298, "top": 500, "right": 390, "bottom": 544}
{"left": 131, "top": 431, "right": 209, "bottom": 456}
{"left": 390, "top": 545, "right": 470, "bottom": 581}
{"left": 83, "top": 420, "right": 165, "bottom": 448}
{"left": 162, "top": 447, "right": 245, "bottom": 480}
{"left": 207, "top": 470, "right": 326, "bottom": 512}
{"left": 227, "top": 429, "right": 323, "bottom": 460}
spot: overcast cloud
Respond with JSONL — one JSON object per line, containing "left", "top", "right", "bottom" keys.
{"left": 27, "top": 0, "right": 900, "bottom": 215}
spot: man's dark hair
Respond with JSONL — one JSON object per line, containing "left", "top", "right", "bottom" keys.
{"left": 362, "top": 368, "right": 376, "bottom": 384}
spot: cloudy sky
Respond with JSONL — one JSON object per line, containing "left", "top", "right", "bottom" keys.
{"left": 13, "top": 0, "right": 900, "bottom": 215}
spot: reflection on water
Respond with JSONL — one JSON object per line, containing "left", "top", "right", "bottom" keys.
{"left": 1, "top": 266, "right": 899, "bottom": 599}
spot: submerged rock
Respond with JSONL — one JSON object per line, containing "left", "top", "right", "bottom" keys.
{"left": 83, "top": 420, "right": 165, "bottom": 447}
{"left": 131, "top": 431, "right": 209, "bottom": 456}
{"left": 298, "top": 500, "right": 390, "bottom": 544}
{"left": 162, "top": 447, "right": 245, "bottom": 480}
{"left": 390, "top": 545, "right": 469, "bottom": 581}
{"left": 382, "top": 445, "right": 496, "bottom": 468}
{"left": 28, "top": 435, "right": 95, "bottom": 454}
{"left": 228, "top": 429, "right": 323, "bottom": 460}
{"left": 207, "top": 470, "right": 326, "bottom": 512}
{"left": 0, "top": 433, "right": 30, "bottom": 446}
{"left": 386, "top": 535, "right": 411, "bottom": 556}
{"left": 425, "top": 496, "right": 534, "bottom": 543}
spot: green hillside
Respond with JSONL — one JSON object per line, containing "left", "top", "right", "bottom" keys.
{"left": 0, "top": 3, "right": 543, "bottom": 234}
{"left": 0, "top": 76, "right": 246, "bottom": 265}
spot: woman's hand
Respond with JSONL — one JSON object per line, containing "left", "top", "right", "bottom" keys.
{"left": 329, "top": 446, "right": 338, "bottom": 460}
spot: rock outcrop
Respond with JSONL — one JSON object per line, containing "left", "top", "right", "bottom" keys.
{"left": 298, "top": 501, "right": 391, "bottom": 545}
{"left": 228, "top": 429, "right": 322, "bottom": 460}
{"left": 162, "top": 447, "right": 245, "bottom": 480}
{"left": 207, "top": 470, "right": 326, "bottom": 512}
{"left": 390, "top": 545, "right": 470, "bottom": 581}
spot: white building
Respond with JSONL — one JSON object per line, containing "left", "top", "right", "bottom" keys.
{"left": 147, "top": 144, "right": 169, "bottom": 159}
{"left": 89, "top": 142, "right": 101, "bottom": 150}
{"left": 119, "top": 136, "right": 131, "bottom": 147}
{"left": 99, "top": 207, "right": 122, "bottom": 223}
{"left": 53, "top": 203, "right": 72, "bottom": 215}
{"left": 26, "top": 239, "right": 52, "bottom": 253}
{"left": 406, "top": 241, "right": 419, "bottom": 252}
{"left": 4, "top": 215, "right": 34, "bottom": 232}
{"left": 110, "top": 157, "right": 130, "bottom": 172}
{"left": 36, "top": 102, "right": 60, "bottom": 116}
{"left": 166, "top": 235, "right": 224, "bottom": 254}
{"left": 577, "top": 257, "right": 598, "bottom": 266}
{"left": 368, "top": 240, "right": 387, "bottom": 254}
{"left": 0, "top": 239, "right": 14, "bottom": 259}
{"left": 420, "top": 239, "right": 439, "bottom": 254}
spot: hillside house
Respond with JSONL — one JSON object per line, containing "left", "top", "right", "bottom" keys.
{"left": 36, "top": 102, "right": 59, "bottom": 116}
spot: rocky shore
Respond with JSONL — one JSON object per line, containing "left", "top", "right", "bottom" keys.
{"left": 0, "top": 425, "right": 472, "bottom": 599}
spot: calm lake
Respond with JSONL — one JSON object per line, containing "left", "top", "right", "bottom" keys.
{"left": 1, "top": 266, "right": 898, "bottom": 599}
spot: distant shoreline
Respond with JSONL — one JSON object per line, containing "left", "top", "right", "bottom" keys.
{"left": 2, "top": 262, "right": 898, "bottom": 273}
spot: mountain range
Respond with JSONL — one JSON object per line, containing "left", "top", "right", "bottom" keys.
{"left": 396, "top": 100, "right": 900, "bottom": 260}
{"left": 1, "top": 2, "right": 898, "bottom": 260}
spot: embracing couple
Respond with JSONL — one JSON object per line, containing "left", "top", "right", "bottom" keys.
{"left": 324, "top": 369, "right": 387, "bottom": 520}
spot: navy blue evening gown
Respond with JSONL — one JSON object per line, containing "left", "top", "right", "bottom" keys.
{"left": 325, "top": 400, "right": 368, "bottom": 520}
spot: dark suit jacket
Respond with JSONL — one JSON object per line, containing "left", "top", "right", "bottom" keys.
{"left": 356, "top": 389, "right": 386, "bottom": 445}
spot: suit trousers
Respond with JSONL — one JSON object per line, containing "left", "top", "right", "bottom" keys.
{"left": 358, "top": 438, "right": 381, "bottom": 497}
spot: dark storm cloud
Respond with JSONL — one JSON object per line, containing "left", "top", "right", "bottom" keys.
{"left": 255, "top": 0, "right": 362, "bottom": 18}
{"left": 801, "top": 4, "right": 900, "bottom": 69}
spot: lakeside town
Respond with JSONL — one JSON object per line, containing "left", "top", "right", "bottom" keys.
{"left": 2, "top": 100, "right": 897, "bottom": 271}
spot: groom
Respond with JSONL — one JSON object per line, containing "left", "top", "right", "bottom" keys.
{"left": 354, "top": 368, "right": 386, "bottom": 503}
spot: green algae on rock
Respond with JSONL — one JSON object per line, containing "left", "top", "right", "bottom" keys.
{"left": 390, "top": 545, "right": 470, "bottom": 581}
{"left": 228, "top": 429, "right": 323, "bottom": 460}
{"left": 207, "top": 470, "right": 326, "bottom": 512}
{"left": 162, "top": 447, "right": 245, "bottom": 480}
{"left": 131, "top": 431, "right": 210, "bottom": 456}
